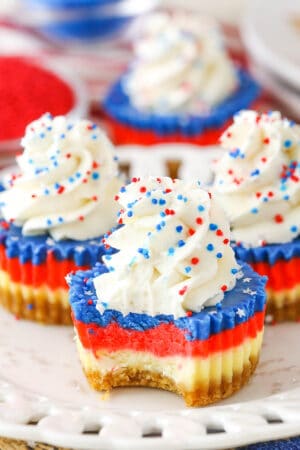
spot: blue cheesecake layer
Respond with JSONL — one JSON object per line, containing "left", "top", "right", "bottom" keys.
{"left": 0, "top": 220, "right": 115, "bottom": 266}
{"left": 234, "top": 238, "right": 300, "bottom": 266}
{"left": 103, "top": 69, "right": 260, "bottom": 137}
{"left": 69, "top": 262, "right": 267, "bottom": 341}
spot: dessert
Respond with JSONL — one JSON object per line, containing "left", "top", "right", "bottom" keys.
{"left": 103, "top": 12, "right": 261, "bottom": 146}
{"left": 213, "top": 110, "right": 300, "bottom": 322}
{"left": 0, "top": 113, "right": 121, "bottom": 324}
{"left": 69, "top": 177, "right": 267, "bottom": 406}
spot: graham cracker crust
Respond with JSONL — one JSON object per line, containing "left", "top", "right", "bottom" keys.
{"left": 0, "top": 280, "right": 72, "bottom": 325}
{"left": 267, "top": 300, "right": 300, "bottom": 323}
{"left": 267, "top": 286, "right": 300, "bottom": 322}
{"left": 83, "top": 354, "right": 259, "bottom": 407}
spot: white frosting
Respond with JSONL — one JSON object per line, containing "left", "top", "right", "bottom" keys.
{"left": 94, "top": 177, "right": 240, "bottom": 318}
{"left": 213, "top": 110, "right": 300, "bottom": 246}
{"left": 124, "top": 12, "right": 237, "bottom": 114}
{"left": 0, "top": 114, "right": 122, "bottom": 241}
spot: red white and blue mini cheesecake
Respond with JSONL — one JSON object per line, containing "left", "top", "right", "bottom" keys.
{"left": 213, "top": 110, "right": 300, "bottom": 322}
{"left": 0, "top": 113, "right": 122, "bottom": 324}
{"left": 103, "top": 12, "right": 261, "bottom": 146}
{"left": 68, "top": 177, "right": 267, "bottom": 406}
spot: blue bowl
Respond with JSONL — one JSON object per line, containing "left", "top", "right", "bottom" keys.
{"left": 23, "top": 0, "right": 156, "bottom": 42}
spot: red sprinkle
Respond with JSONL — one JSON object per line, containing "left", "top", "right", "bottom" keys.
{"left": 223, "top": 238, "right": 229, "bottom": 244}
{"left": 57, "top": 186, "right": 65, "bottom": 194}
{"left": 216, "top": 229, "right": 223, "bottom": 236}
{"left": 191, "top": 257, "right": 199, "bottom": 265}
{"left": 221, "top": 285, "right": 227, "bottom": 292}
{"left": 178, "top": 286, "right": 188, "bottom": 296}
{"left": 186, "top": 311, "right": 193, "bottom": 317}
{"left": 78, "top": 215, "right": 84, "bottom": 221}
{"left": 114, "top": 195, "right": 119, "bottom": 201}
{"left": 188, "top": 228, "right": 195, "bottom": 236}
{"left": 263, "top": 137, "right": 270, "bottom": 144}
{"left": 196, "top": 217, "right": 203, "bottom": 225}
{"left": 139, "top": 186, "right": 147, "bottom": 193}
{"left": 274, "top": 214, "right": 284, "bottom": 223}
{"left": 87, "top": 299, "right": 93, "bottom": 305}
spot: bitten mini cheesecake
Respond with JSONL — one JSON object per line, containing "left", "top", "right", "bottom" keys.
{"left": 69, "top": 177, "right": 267, "bottom": 406}
{"left": 213, "top": 110, "right": 300, "bottom": 322}
{"left": 0, "top": 113, "right": 122, "bottom": 324}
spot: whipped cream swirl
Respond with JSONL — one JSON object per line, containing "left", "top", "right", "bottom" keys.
{"left": 124, "top": 12, "right": 237, "bottom": 114}
{"left": 213, "top": 110, "right": 300, "bottom": 246}
{"left": 0, "top": 114, "right": 122, "bottom": 241}
{"left": 94, "top": 177, "right": 240, "bottom": 318}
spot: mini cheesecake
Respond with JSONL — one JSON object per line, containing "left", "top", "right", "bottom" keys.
{"left": 68, "top": 177, "right": 267, "bottom": 406}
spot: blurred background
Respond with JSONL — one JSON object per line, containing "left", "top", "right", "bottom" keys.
{"left": 0, "top": 0, "right": 298, "bottom": 162}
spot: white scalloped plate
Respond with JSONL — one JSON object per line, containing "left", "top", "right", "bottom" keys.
{"left": 0, "top": 144, "right": 300, "bottom": 449}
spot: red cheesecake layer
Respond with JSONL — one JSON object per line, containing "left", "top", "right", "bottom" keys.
{"left": 252, "top": 257, "right": 300, "bottom": 292}
{"left": 73, "top": 310, "right": 264, "bottom": 358}
{"left": 0, "top": 245, "right": 88, "bottom": 290}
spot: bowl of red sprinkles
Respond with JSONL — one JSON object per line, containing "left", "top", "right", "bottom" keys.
{"left": 0, "top": 56, "right": 87, "bottom": 160}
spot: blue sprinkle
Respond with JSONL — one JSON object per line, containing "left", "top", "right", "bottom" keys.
{"left": 283, "top": 195, "right": 290, "bottom": 201}
{"left": 290, "top": 225, "right": 298, "bottom": 233}
{"left": 54, "top": 182, "right": 60, "bottom": 189}
{"left": 284, "top": 139, "right": 292, "bottom": 148}
{"left": 28, "top": 159, "right": 33, "bottom": 164}
{"left": 178, "top": 240, "right": 185, "bottom": 247}
{"left": 60, "top": 133, "right": 66, "bottom": 139}
{"left": 177, "top": 194, "right": 183, "bottom": 200}
{"left": 91, "top": 134, "right": 97, "bottom": 140}
{"left": 151, "top": 198, "right": 158, "bottom": 205}
{"left": 251, "top": 169, "right": 260, "bottom": 177}
{"left": 231, "top": 268, "right": 238, "bottom": 274}
{"left": 58, "top": 217, "right": 64, "bottom": 223}
{"left": 263, "top": 197, "right": 268, "bottom": 202}
{"left": 198, "top": 205, "right": 205, "bottom": 212}
{"left": 120, "top": 186, "right": 126, "bottom": 193}
{"left": 67, "top": 124, "right": 73, "bottom": 130}
{"left": 127, "top": 211, "right": 133, "bottom": 217}
{"left": 185, "top": 266, "right": 191, "bottom": 274}
{"left": 113, "top": 156, "right": 119, "bottom": 161}
{"left": 27, "top": 304, "right": 34, "bottom": 310}
{"left": 92, "top": 172, "right": 100, "bottom": 180}
{"left": 216, "top": 252, "right": 223, "bottom": 259}
{"left": 206, "top": 243, "right": 214, "bottom": 251}
{"left": 138, "top": 248, "right": 150, "bottom": 259}
{"left": 251, "top": 208, "right": 258, "bottom": 214}
{"left": 176, "top": 225, "right": 183, "bottom": 233}
{"left": 280, "top": 184, "right": 287, "bottom": 191}
{"left": 39, "top": 133, "right": 45, "bottom": 139}
{"left": 209, "top": 223, "right": 218, "bottom": 231}
{"left": 68, "top": 177, "right": 74, "bottom": 183}
{"left": 156, "top": 224, "right": 161, "bottom": 231}
{"left": 146, "top": 191, "right": 151, "bottom": 197}
{"left": 76, "top": 172, "right": 81, "bottom": 179}
{"left": 46, "top": 219, "right": 52, "bottom": 226}
{"left": 44, "top": 189, "right": 50, "bottom": 195}
{"left": 160, "top": 221, "right": 166, "bottom": 227}
{"left": 168, "top": 247, "right": 175, "bottom": 256}
{"left": 183, "top": 197, "right": 188, "bottom": 203}
{"left": 160, "top": 211, "right": 166, "bottom": 217}
{"left": 159, "top": 199, "right": 166, "bottom": 205}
